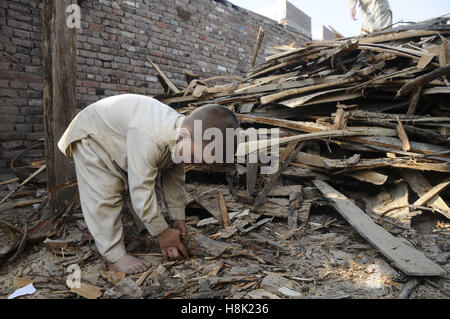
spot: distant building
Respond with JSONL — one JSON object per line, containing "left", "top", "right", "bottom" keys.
{"left": 319, "top": 25, "right": 337, "bottom": 41}
{"left": 252, "top": 0, "right": 312, "bottom": 39}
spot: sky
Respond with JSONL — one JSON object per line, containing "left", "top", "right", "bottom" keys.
{"left": 228, "top": 0, "right": 450, "bottom": 39}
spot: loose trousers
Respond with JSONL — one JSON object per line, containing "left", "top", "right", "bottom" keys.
{"left": 72, "top": 137, "right": 132, "bottom": 263}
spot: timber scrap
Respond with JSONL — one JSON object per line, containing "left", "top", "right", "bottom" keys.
{"left": 152, "top": 17, "right": 450, "bottom": 277}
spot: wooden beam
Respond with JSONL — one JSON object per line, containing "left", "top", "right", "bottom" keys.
{"left": 313, "top": 180, "right": 445, "bottom": 276}
{"left": 413, "top": 177, "right": 450, "bottom": 207}
{"left": 192, "top": 192, "right": 222, "bottom": 221}
{"left": 251, "top": 27, "right": 265, "bottom": 67}
{"left": 396, "top": 117, "right": 411, "bottom": 152}
{"left": 396, "top": 64, "right": 450, "bottom": 97}
{"left": 406, "top": 86, "right": 423, "bottom": 115}
{"left": 287, "top": 189, "right": 303, "bottom": 230}
{"left": 147, "top": 57, "right": 180, "bottom": 94}
{"left": 218, "top": 193, "right": 231, "bottom": 228}
{"left": 43, "top": 0, "right": 77, "bottom": 217}
{"left": 397, "top": 169, "right": 450, "bottom": 219}
{"left": 0, "top": 165, "right": 46, "bottom": 206}
{"left": 359, "top": 30, "right": 450, "bottom": 44}
{"left": 252, "top": 142, "right": 305, "bottom": 212}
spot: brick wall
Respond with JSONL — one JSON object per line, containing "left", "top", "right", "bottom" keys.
{"left": 0, "top": 0, "right": 44, "bottom": 170}
{"left": 0, "top": 0, "right": 309, "bottom": 170}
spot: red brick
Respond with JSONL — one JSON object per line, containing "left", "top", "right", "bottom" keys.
{"left": 88, "top": 23, "right": 105, "bottom": 32}
{"left": 118, "top": 85, "right": 129, "bottom": 92}
{"left": 32, "top": 124, "right": 43, "bottom": 132}
{"left": 0, "top": 123, "right": 14, "bottom": 132}
{"left": 0, "top": 88, "right": 18, "bottom": 98}
{"left": 1, "top": 140, "right": 22, "bottom": 149}
{"left": 156, "top": 21, "right": 168, "bottom": 29}
{"left": 18, "top": 73, "right": 41, "bottom": 83}
{"left": 0, "top": 80, "right": 8, "bottom": 88}
{"left": 82, "top": 80, "right": 100, "bottom": 88}
{"left": 0, "top": 71, "right": 14, "bottom": 80}
{"left": 150, "top": 50, "right": 163, "bottom": 57}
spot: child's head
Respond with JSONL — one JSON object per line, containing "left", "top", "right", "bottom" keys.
{"left": 175, "top": 104, "right": 241, "bottom": 164}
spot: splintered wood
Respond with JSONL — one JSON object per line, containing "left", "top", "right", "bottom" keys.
{"left": 313, "top": 180, "right": 445, "bottom": 277}
{"left": 151, "top": 17, "right": 449, "bottom": 279}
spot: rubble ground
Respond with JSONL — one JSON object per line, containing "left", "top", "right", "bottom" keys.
{"left": 0, "top": 178, "right": 449, "bottom": 299}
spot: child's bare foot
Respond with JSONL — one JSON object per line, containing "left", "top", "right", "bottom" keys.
{"left": 108, "top": 254, "right": 151, "bottom": 274}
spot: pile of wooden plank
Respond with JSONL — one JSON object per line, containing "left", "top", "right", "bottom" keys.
{"left": 150, "top": 17, "right": 450, "bottom": 277}
{"left": 154, "top": 17, "right": 449, "bottom": 205}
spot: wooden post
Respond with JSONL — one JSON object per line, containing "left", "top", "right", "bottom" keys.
{"left": 43, "top": 0, "right": 78, "bottom": 217}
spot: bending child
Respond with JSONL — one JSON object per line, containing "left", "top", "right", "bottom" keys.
{"left": 58, "top": 94, "right": 240, "bottom": 274}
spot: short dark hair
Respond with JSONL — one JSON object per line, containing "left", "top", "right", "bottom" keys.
{"left": 182, "top": 104, "right": 241, "bottom": 158}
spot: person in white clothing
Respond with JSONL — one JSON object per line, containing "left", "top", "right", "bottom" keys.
{"left": 58, "top": 94, "right": 240, "bottom": 274}
{"left": 349, "top": 0, "right": 393, "bottom": 34}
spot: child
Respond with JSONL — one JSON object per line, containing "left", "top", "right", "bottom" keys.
{"left": 58, "top": 94, "right": 240, "bottom": 274}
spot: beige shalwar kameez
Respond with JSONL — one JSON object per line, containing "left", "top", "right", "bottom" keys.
{"left": 349, "top": 0, "right": 393, "bottom": 34}
{"left": 58, "top": 94, "right": 186, "bottom": 263}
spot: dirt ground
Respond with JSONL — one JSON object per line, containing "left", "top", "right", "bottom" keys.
{"left": 1, "top": 177, "right": 449, "bottom": 300}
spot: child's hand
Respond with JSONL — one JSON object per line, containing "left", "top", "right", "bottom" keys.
{"left": 172, "top": 220, "right": 188, "bottom": 239}
{"left": 157, "top": 228, "right": 189, "bottom": 260}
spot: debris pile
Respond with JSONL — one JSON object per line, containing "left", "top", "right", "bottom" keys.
{"left": 155, "top": 15, "right": 450, "bottom": 236}
{"left": 1, "top": 17, "right": 450, "bottom": 299}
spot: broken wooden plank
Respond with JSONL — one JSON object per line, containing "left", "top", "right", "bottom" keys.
{"left": 218, "top": 193, "right": 231, "bottom": 228}
{"left": 183, "top": 233, "right": 229, "bottom": 257}
{"left": 237, "top": 217, "right": 272, "bottom": 233}
{"left": 249, "top": 233, "right": 290, "bottom": 253}
{"left": 396, "top": 117, "right": 411, "bottom": 152}
{"left": 236, "top": 128, "right": 395, "bottom": 157}
{"left": 192, "top": 192, "right": 222, "bottom": 221}
{"left": 298, "top": 200, "right": 312, "bottom": 223}
{"left": 252, "top": 142, "right": 305, "bottom": 212}
{"left": 363, "top": 182, "right": 416, "bottom": 229}
{"left": 268, "top": 185, "right": 305, "bottom": 197}
{"left": 260, "top": 78, "right": 356, "bottom": 105}
{"left": 359, "top": 30, "right": 450, "bottom": 44}
{"left": 251, "top": 27, "right": 265, "bottom": 67}
{"left": 346, "top": 135, "right": 450, "bottom": 161}
{"left": 0, "top": 178, "right": 19, "bottom": 186}
{"left": 197, "top": 210, "right": 249, "bottom": 227}
{"left": 313, "top": 180, "right": 445, "bottom": 276}
{"left": 320, "top": 156, "right": 450, "bottom": 173}
{"left": 398, "top": 169, "right": 450, "bottom": 219}
{"left": 346, "top": 170, "right": 388, "bottom": 185}
{"left": 136, "top": 267, "right": 153, "bottom": 286}
{"left": 398, "top": 278, "right": 422, "bottom": 299}
{"left": 413, "top": 177, "right": 450, "bottom": 207}
{"left": 287, "top": 189, "right": 303, "bottom": 230}
{"left": 147, "top": 57, "right": 180, "bottom": 94}
{"left": 0, "top": 198, "right": 47, "bottom": 213}
{"left": 0, "top": 165, "right": 46, "bottom": 206}
{"left": 396, "top": 64, "right": 450, "bottom": 97}
{"left": 406, "top": 86, "right": 423, "bottom": 115}
{"left": 70, "top": 282, "right": 103, "bottom": 299}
